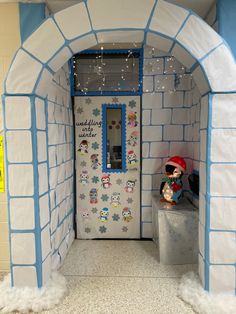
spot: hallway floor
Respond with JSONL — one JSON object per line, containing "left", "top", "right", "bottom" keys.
{"left": 0, "top": 240, "right": 197, "bottom": 313}
{"left": 46, "top": 240, "right": 196, "bottom": 314}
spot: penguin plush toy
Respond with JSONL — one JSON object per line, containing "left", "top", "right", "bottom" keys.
{"left": 160, "top": 156, "right": 186, "bottom": 205}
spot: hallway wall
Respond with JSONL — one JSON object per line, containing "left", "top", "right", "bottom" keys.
{"left": 0, "top": 3, "right": 21, "bottom": 272}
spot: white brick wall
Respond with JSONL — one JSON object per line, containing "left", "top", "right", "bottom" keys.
{"left": 47, "top": 64, "right": 74, "bottom": 269}
{"left": 151, "top": 109, "right": 172, "bottom": 125}
{"left": 141, "top": 46, "right": 203, "bottom": 231}
{"left": 163, "top": 125, "right": 183, "bottom": 141}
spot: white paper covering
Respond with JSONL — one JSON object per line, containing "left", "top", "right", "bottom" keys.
{"left": 97, "top": 31, "right": 144, "bottom": 44}
{"left": 177, "top": 15, "right": 222, "bottom": 59}
{"left": 199, "top": 162, "right": 206, "bottom": 195}
{"left": 212, "top": 94, "right": 236, "bottom": 128}
{"left": 48, "top": 47, "right": 72, "bottom": 73}
{"left": 35, "top": 98, "right": 46, "bottom": 130}
{"left": 199, "top": 192, "right": 206, "bottom": 226}
{"left": 192, "top": 66, "right": 210, "bottom": 95}
{"left": 23, "top": 18, "right": 65, "bottom": 63}
{"left": 210, "top": 265, "right": 236, "bottom": 294}
{"left": 198, "top": 255, "right": 205, "bottom": 288}
{"left": 200, "top": 130, "right": 207, "bottom": 162}
{"left": 41, "top": 225, "right": 51, "bottom": 260}
{"left": 38, "top": 163, "right": 48, "bottom": 196}
{"left": 146, "top": 32, "right": 173, "bottom": 53}
{"left": 37, "top": 131, "right": 47, "bottom": 162}
{"left": 42, "top": 255, "right": 52, "bottom": 285}
{"left": 35, "top": 69, "right": 53, "bottom": 98}
{"left": 210, "top": 232, "right": 235, "bottom": 264}
{"left": 69, "top": 33, "right": 97, "bottom": 54}
{"left": 211, "top": 164, "right": 236, "bottom": 196}
{"left": 211, "top": 129, "right": 236, "bottom": 162}
{"left": 39, "top": 194, "right": 50, "bottom": 228}
{"left": 11, "top": 233, "right": 36, "bottom": 264}
{"left": 12, "top": 266, "right": 37, "bottom": 287}
{"left": 202, "top": 44, "right": 236, "bottom": 92}
{"left": 8, "top": 164, "right": 34, "bottom": 197}
{"left": 6, "top": 131, "right": 32, "bottom": 163}
{"left": 149, "top": 0, "right": 188, "bottom": 38}
{"left": 10, "top": 198, "right": 35, "bottom": 230}
{"left": 5, "top": 97, "right": 31, "bottom": 130}
{"left": 200, "top": 95, "right": 208, "bottom": 130}
{"left": 54, "top": 3, "right": 91, "bottom": 40}
{"left": 198, "top": 222, "right": 205, "bottom": 259}
{"left": 5, "top": 49, "right": 42, "bottom": 94}
{"left": 171, "top": 44, "right": 196, "bottom": 69}
{"left": 87, "top": 0, "right": 155, "bottom": 30}
{"left": 210, "top": 198, "right": 236, "bottom": 231}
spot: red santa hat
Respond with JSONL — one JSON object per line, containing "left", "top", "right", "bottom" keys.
{"left": 102, "top": 174, "right": 110, "bottom": 179}
{"left": 165, "top": 156, "right": 186, "bottom": 172}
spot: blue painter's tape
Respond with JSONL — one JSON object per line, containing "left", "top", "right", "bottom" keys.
{"left": 31, "top": 96, "right": 43, "bottom": 288}
{"left": 217, "top": 0, "right": 236, "bottom": 60}
{"left": 144, "top": 0, "right": 159, "bottom": 44}
{"left": 204, "top": 93, "right": 212, "bottom": 291}
{"left": 84, "top": 0, "right": 98, "bottom": 44}
{"left": 19, "top": 3, "right": 46, "bottom": 43}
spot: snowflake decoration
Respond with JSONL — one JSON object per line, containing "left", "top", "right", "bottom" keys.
{"left": 79, "top": 193, "right": 86, "bottom": 200}
{"left": 101, "top": 194, "right": 109, "bottom": 202}
{"left": 99, "top": 226, "right": 107, "bottom": 233}
{"left": 85, "top": 227, "right": 91, "bottom": 233}
{"left": 92, "top": 142, "right": 99, "bottom": 150}
{"left": 92, "top": 207, "right": 98, "bottom": 214}
{"left": 85, "top": 98, "right": 92, "bottom": 105}
{"left": 128, "top": 100, "right": 136, "bottom": 109}
{"left": 93, "top": 108, "right": 100, "bottom": 117}
{"left": 116, "top": 179, "right": 123, "bottom": 186}
{"left": 92, "top": 176, "right": 99, "bottom": 184}
{"left": 122, "top": 226, "right": 128, "bottom": 232}
{"left": 112, "top": 214, "right": 120, "bottom": 222}
{"left": 112, "top": 97, "right": 119, "bottom": 103}
{"left": 77, "top": 107, "right": 83, "bottom": 114}
{"left": 80, "top": 161, "right": 87, "bottom": 167}
{"left": 127, "top": 197, "right": 133, "bottom": 204}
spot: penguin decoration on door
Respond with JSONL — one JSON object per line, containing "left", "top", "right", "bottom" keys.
{"left": 160, "top": 156, "right": 186, "bottom": 205}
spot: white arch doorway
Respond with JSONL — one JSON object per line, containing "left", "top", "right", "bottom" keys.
{"left": 3, "top": 0, "right": 236, "bottom": 294}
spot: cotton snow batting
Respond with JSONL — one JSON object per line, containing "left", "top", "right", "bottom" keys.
{"left": 178, "top": 272, "right": 236, "bottom": 314}
{"left": 0, "top": 271, "right": 67, "bottom": 313}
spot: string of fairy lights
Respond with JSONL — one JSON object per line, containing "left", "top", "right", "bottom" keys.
{"left": 73, "top": 45, "right": 193, "bottom": 95}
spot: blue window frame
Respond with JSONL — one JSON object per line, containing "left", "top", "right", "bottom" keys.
{"left": 102, "top": 104, "right": 127, "bottom": 173}
{"left": 70, "top": 48, "right": 143, "bottom": 96}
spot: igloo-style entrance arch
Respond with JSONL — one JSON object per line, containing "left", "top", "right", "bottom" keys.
{"left": 3, "top": 0, "right": 236, "bottom": 294}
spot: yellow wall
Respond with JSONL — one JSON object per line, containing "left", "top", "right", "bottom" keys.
{"left": 0, "top": 3, "right": 21, "bottom": 271}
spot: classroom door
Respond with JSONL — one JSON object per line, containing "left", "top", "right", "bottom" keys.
{"left": 74, "top": 96, "right": 140, "bottom": 239}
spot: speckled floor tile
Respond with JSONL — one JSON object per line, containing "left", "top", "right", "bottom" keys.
{"left": 43, "top": 275, "right": 195, "bottom": 314}
{"left": 60, "top": 240, "right": 197, "bottom": 278}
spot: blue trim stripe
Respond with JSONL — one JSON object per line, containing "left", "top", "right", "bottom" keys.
{"left": 102, "top": 103, "right": 127, "bottom": 173}
{"left": 204, "top": 93, "right": 212, "bottom": 291}
{"left": 19, "top": 3, "right": 46, "bottom": 43}
{"left": 32, "top": 97, "right": 43, "bottom": 288}
{"left": 144, "top": 0, "right": 159, "bottom": 44}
